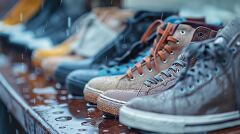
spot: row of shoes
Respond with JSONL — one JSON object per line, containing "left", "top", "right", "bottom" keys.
{"left": 1, "top": 0, "right": 240, "bottom": 133}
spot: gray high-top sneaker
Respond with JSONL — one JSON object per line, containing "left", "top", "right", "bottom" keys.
{"left": 120, "top": 17, "right": 240, "bottom": 133}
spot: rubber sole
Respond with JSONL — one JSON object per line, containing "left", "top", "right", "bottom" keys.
{"left": 120, "top": 106, "right": 240, "bottom": 133}
{"left": 83, "top": 84, "right": 103, "bottom": 104}
{"left": 97, "top": 94, "right": 126, "bottom": 116}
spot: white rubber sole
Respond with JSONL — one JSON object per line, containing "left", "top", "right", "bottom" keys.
{"left": 120, "top": 106, "right": 240, "bottom": 133}
{"left": 84, "top": 84, "right": 104, "bottom": 94}
{"left": 83, "top": 84, "right": 104, "bottom": 103}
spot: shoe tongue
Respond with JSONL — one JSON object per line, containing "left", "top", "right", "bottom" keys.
{"left": 217, "top": 17, "right": 240, "bottom": 43}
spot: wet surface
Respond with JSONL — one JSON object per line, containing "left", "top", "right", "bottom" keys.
{"left": 0, "top": 45, "right": 240, "bottom": 134}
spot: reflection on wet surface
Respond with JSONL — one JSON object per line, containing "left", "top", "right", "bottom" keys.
{"left": 0, "top": 50, "right": 138, "bottom": 133}
{"left": 0, "top": 47, "right": 240, "bottom": 134}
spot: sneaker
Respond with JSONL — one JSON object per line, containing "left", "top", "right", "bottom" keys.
{"left": 65, "top": 16, "right": 199, "bottom": 96}
{"left": 97, "top": 53, "right": 187, "bottom": 115}
{"left": 0, "top": 0, "right": 17, "bottom": 19}
{"left": 1, "top": 0, "right": 62, "bottom": 40}
{"left": 2, "top": 0, "right": 42, "bottom": 25}
{"left": 32, "top": 8, "right": 133, "bottom": 67}
{"left": 36, "top": 9, "right": 134, "bottom": 78}
{"left": 119, "top": 17, "right": 240, "bottom": 133}
{"left": 86, "top": 20, "right": 220, "bottom": 106}
{"left": 9, "top": 0, "right": 88, "bottom": 50}
{"left": 0, "top": 0, "right": 43, "bottom": 38}
{"left": 54, "top": 11, "right": 177, "bottom": 85}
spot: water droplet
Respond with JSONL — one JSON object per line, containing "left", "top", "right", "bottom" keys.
{"left": 102, "top": 129, "right": 109, "bottom": 133}
{"left": 68, "top": 17, "right": 72, "bottom": 28}
{"left": 55, "top": 116, "right": 72, "bottom": 122}
{"left": 86, "top": 102, "right": 97, "bottom": 108}
{"left": 78, "top": 129, "right": 87, "bottom": 132}
{"left": 44, "top": 99, "right": 57, "bottom": 104}
{"left": 81, "top": 121, "right": 96, "bottom": 126}
{"left": 59, "top": 126, "right": 66, "bottom": 129}
{"left": 16, "top": 129, "right": 19, "bottom": 134}
{"left": 52, "top": 111, "right": 64, "bottom": 114}
{"left": 87, "top": 107, "right": 95, "bottom": 113}
{"left": 59, "top": 96, "right": 67, "bottom": 100}
{"left": 55, "top": 83, "right": 62, "bottom": 89}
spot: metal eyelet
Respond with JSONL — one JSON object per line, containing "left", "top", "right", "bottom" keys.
{"left": 198, "top": 32, "right": 204, "bottom": 37}
{"left": 206, "top": 74, "right": 211, "bottom": 79}
{"left": 231, "top": 48, "right": 236, "bottom": 53}
{"left": 170, "top": 51, "right": 174, "bottom": 55}
{"left": 180, "top": 30, "right": 186, "bottom": 35}
{"left": 214, "top": 67, "right": 219, "bottom": 72}
{"left": 139, "top": 73, "right": 144, "bottom": 76}
{"left": 180, "top": 88, "right": 184, "bottom": 92}
{"left": 163, "top": 60, "right": 167, "bottom": 64}
{"left": 148, "top": 68, "right": 153, "bottom": 72}
{"left": 176, "top": 40, "right": 180, "bottom": 44}
{"left": 196, "top": 79, "right": 201, "bottom": 84}
{"left": 130, "top": 77, "right": 135, "bottom": 81}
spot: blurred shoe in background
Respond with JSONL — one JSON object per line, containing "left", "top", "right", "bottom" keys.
{"left": 0, "top": 0, "right": 17, "bottom": 19}
{"left": 53, "top": 11, "right": 177, "bottom": 90}
{"left": 32, "top": 7, "right": 133, "bottom": 67}
{"left": 34, "top": 8, "right": 133, "bottom": 78}
{"left": 8, "top": 0, "right": 89, "bottom": 50}
{"left": 0, "top": 0, "right": 43, "bottom": 40}
{"left": 0, "top": 0, "right": 61, "bottom": 41}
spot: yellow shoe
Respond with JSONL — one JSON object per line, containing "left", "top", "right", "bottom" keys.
{"left": 32, "top": 35, "right": 78, "bottom": 67}
{"left": 3, "top": 0, "right": 42, "bottom": 25}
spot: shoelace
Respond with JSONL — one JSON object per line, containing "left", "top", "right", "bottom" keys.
{"left": 144, "top": 59, "right": 186, "bottom": 87}
{"left": 127, "top": 20, "right": 178, "bottom": 79}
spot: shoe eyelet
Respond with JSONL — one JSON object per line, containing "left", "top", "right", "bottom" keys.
{"left": 189, "top": 85, "right": 193, "bottom": 89}
{"left": 222, "top": 59, "right": 227, "bottom": 64}
{"left": 163, "top": 60, "right": 167, "bottom": 64}
{"left": 214, "top": 67, "right": 219, "bottom": 72}
{"left": 180, "top": 88, "right": 184, "bottom": 92}
{"left": 198, "top": 32, "right": 204, "bottom": 37}
{"left": 170, "top": 51, "right": 174, "bottom": 55}
{"left": 176, "top": 40, "right": 180, "bottom": 44}
{"left": 130, "top": 77, "right": 135, "bottom": 81}
{"left": 139, "top": 73, "right": 144, "bottom": 76}
{"left": 148, "top": 68, "right": 153, "bottom": 72}
{"left": 206, "top": 74, "right": 211, "bottom": 79}
{"left": 196, "top": 79, "right": 200, "bottom": 84}
{"left": 231, "top": 48, "right": 237, "bottom": 53}
{"left": 180, "top": 30, "right": 186, "bottom": 35}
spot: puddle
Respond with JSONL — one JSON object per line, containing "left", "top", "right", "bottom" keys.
{"left": 55, "top": 116, "right": 72, "bottom": 122}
